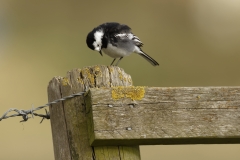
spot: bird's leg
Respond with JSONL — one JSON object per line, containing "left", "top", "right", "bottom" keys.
{"left": 115, "top": 57, "right": 123, "bottom": 66}
{"left": 110, "top": 58, "right": 116, "bottom": 66}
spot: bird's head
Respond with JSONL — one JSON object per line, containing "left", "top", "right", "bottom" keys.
{"left": 86, "top": 29, "right": 104, "bottom": 56}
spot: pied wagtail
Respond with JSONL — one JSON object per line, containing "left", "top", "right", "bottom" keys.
{"left": 86, "top": 22, "right": 159, "bottom": 66}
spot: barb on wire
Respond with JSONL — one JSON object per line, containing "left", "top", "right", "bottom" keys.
{"left": 0, "top": 91, "right": 85, "bottom": 123}
{"left": 33, "top": 109, "right": 50, "bottom": 123}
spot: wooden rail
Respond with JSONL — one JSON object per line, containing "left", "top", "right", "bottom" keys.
{"left": 86, "top": 86, "right": 240, "bottom": 146}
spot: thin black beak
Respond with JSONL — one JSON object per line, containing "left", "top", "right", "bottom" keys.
{"left": 99, "top": 50, "right": 103, "bottom": 56}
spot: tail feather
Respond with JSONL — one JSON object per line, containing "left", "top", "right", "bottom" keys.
{"left": 138, "top": 51, "right": 159, "bottom": 66}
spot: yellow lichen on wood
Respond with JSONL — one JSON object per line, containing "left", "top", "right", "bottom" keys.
{"left": 77, "top": 77, "right": 83, "bottom": 84}
{"left": 128, "top": 77, "right": 132, "bottom": 84}
{"left": 62, "top": 77, "right": 69, "bottom": 86}
{"left": 108, "top": 66, "right": 114, "bottom": 73}
{"left": 82, "top": 68, "right": 95, "bottom": 85}
{"left": 94, "top": 66, "right": 102, "bottom": 77}
{"left": 111, "top": 86, "right": 145, "bottom": 100}
{"left": 117, "top": 68, "right": 123, "bottom": 80}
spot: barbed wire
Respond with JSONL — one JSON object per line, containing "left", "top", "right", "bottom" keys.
{"left": 0, "top": 91, "right": 86, "bottom": 123}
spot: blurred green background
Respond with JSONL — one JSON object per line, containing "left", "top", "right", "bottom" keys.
{"left": 0, "top": 0, "right": 240, "bottom": 160}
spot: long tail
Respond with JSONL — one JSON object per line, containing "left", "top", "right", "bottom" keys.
{"left": 138, "top": 50, "right": 159, "bottom": 66}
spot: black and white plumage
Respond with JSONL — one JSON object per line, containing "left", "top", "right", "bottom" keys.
{"left": 86, "top": 22, "right": 159, "bottom": 66}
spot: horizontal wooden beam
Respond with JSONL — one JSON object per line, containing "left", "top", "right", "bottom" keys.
{"left": 86, "top": 86, "right": 240, "bottom": 146}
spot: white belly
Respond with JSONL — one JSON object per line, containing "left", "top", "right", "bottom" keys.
{"left": 102, "top": 43, "right": 133, "bottom": 58}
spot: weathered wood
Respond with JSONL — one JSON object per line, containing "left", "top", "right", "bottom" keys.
{"left": 48, "top": 65, "right": 140, "bottom": 160}
{"left": 93, "top": 146, "right": 140, "bottom": 160}
{"left": 86, "top": 86, "right": 240, "bottom": 146}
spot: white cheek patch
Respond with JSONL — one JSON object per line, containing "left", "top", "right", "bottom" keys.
{"left": 93, "top": 41, "right": 100, "bottom": 51}
{"left": 93, "top": 30, "right": 104, "bottom": 48}
{"left": 93, "top": 41, "right": 98, "bottom": 48}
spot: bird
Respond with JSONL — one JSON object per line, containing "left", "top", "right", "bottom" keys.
{"left": 86, "top": 22, "right": 159, "bottom": 66}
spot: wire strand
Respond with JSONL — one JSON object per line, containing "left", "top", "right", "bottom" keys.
{"left": 0, "top": 91, "right": 85, "bottom": 123}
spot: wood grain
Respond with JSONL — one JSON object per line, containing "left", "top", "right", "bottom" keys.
{"left": 86, "top": 87, "right": 240, "bottom": 146}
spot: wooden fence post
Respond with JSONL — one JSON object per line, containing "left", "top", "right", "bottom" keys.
{"left": 47, "top": 65, "right": 140, "bottom": 160}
